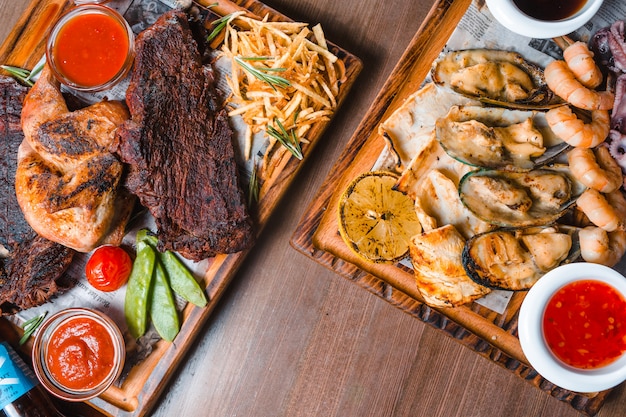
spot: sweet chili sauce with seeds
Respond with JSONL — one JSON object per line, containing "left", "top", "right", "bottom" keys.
{"left": 46, "top": 316, "right": 116, "bottom": 390}
{"left": 51, "top": 11, "right": 130, "bottom": 87}
{"left": 513, "top": 0, "right": 587, "bottom": 21}
{"left": 542, "top": 279, "right": 626, "bottom": 369}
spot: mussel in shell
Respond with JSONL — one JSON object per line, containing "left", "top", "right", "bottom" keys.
{"left": 458, "top": 167, "right": 586, "bottom": 228}
{"left": 463, "top": 225, "right": 581, "bottom": 290}
{"left": 431, "top": 49, "right": 562, "bottom": 109}
{"left": 436, "top": 105, "right": 569, "bottom": 171}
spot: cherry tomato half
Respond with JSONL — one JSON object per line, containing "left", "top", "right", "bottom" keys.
{"left": 86, "top": 245, "right": 133, "bottom": 292}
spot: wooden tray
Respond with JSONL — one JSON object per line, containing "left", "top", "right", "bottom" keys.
{"left": 0, "top": 1, "right": 361, "bottom": 416}
{"left": 290, "top": 0, "right": 611, "bottom": 415}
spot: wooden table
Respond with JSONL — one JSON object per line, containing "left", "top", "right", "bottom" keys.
{"left": 1, "top": 1, "right": 626, "bottom": 416}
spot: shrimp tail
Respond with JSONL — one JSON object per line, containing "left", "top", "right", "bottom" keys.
{"left": 563, "top": 41, "right": 603, "bottom": 89}
{"left": 580, "top": 226, "right": 626, "bottom": 267}
{"left": 545, "top": 60, "right": 613, "bottom": 111}
{"left": 546, "top": 105, "right": 609, "bottom": 148}
{"left": 576, "top": 188, "right": 625, "bottom": 232}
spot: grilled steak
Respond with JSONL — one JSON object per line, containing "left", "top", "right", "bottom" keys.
{"left": 0, "top": 76, "right": 74, "bottom": 315}
{"left": 116, "top": 10, "right": 255, "bottom": 260}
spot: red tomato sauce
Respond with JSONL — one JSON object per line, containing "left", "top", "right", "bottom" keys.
{"left": 543, "top": 279, "right": 626, "bottom": 369}
{"left": 46, "top": 316, "right": 115, "bottom": 390}
{"left": 52, "top": 12, "right": 129, "bottom": 87}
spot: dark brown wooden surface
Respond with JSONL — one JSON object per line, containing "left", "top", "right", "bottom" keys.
{"left": 2, "top": 1, "right": 626, "bottom": 416}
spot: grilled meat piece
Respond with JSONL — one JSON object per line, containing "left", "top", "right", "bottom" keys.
{"left": 115, "top": 10, "right": 255, "bottom": 261}
{"left": 17, "top": 66, "right": 133, "bottom": 252}
{"left": 0, "top": 235, "right": 74, "bottom": 315}
{"left": 0, "top": 77, "right": 32, "bottom": 249}
{"left": 0, "top": 76, "right": 75, "bottom": 315}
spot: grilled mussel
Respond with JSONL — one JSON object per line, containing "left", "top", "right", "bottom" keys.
{"left": 463, "top": 225, "right": 581, "bottom": 290}
{"left": 458, "top": 167, "right": 586, "bottom": 228}
{"left": 436, "top": 105, "right": 569, "bottom": 171}
{"left": 431, "top": 49, "right": 561, "bottom": 109}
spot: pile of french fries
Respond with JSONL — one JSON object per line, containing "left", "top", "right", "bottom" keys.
{"left": 219, "top": 14, "right": 345, "bottom": 163}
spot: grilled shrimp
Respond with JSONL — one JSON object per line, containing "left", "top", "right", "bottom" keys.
{"left": 576, "top": 188, "right": 626, "bottom": 232}
{"left": 568, "top": 146, "right": 623, "bottom": 193}
{"left": 544, "top": 60, "right": 614, "bottom": 110}
{"left": 563, "top": 41, "right": 603, "bottom": 89}
{"left": 546, "top": 105, "right": 609, "bottom": 148}
{"left": 579, "top": 226, "right": 626, "bottom": 267}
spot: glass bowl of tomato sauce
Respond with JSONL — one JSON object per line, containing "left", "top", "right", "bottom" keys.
{"left": 31, "top": 308, "right": 125, "bottom": 401}
{"left": 45, "top": 4, "right": 134, "bottom": 92}
{"left": 519, "top": 263, "right": 626, "bottom": 392}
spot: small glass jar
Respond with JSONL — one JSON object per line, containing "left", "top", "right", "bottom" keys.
{"left": 45, "top": 4, "right": 134, "bottom": 92}
{"left": 31, "top": 308, "right": 125, "bottom": 401}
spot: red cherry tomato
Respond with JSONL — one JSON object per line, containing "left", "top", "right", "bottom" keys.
{"left": 85, "top": 245, "right": 133, "bottom": 292}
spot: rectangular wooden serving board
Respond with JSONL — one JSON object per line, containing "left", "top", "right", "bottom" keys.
{"left": 290, "top": 0, "right": 613, "bottom": 415}
{"left": 0, "top": 0, "right": 362, "bottom": 416}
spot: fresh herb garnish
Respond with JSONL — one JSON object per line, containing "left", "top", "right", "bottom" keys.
{"left": 234, "top": 56, "right": 291, "bottom": 91}
{"left": 1, "top": 60, "right": 44, "bottom": 87}
{"left": 248, "top": 157, "right": 259, "bottom": 207}
{"left": 267, "top": 116, "right": 303, "bottom": 160}
{"left": 19, "top": 311, "right": 47, "bottom": 345}
{"left": 207, "top": 11, "right": 245, "bottom": 42}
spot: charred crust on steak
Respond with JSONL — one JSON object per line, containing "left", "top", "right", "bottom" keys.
{"left": 115, "top": 10, "right": 255, "bottom": 261}
{"left": 0, "top": 76, "right": 75, "bottom": 315}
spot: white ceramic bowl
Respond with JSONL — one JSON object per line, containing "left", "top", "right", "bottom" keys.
{"left": 519, "top": 263, "right": 626, "bottom": 392}
{"left": 485, "top": 0, "right": 604, "bottom": 39}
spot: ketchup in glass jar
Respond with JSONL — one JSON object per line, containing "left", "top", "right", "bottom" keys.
{"left": 46, "top": 5, "right": 134, "bottom": 91}
{"left": 543, "top": 279, "right": 626, "bottom": 369}
{"left": 46, "top": 316, "right": 115, "bottom": 390}
{"left": 31, "top": 308, "right": 125, "bottom": 401}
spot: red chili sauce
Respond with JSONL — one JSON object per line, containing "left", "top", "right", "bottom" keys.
{"left": 543, "top": 279, "right": 626, "bottom": 369}
{"left": 52, "top": 12, "right": 129, "bottom": 87}
{"left": 46, "top": 316, "right": 115, "bottom": 390}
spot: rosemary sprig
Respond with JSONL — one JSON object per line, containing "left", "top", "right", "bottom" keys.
{"left": 19, "top": 311, "right": 47, "bottom": 345}
{"left": 207, "top": 11, "right": 245, "bottom": 42}
{"left": 267, "top": 117, "right": 303, "bottom": 160}
{"left": 248, "top": 158, "right": 259, "bottom": 207}
{"left": 234, "top": 56, "right": 290, "bottom": 91}
{"left": 1, "top": 60, "right": 44, "bottom": 87}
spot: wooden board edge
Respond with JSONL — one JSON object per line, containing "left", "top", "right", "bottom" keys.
{"left": 0, "top": 0, "right": 70, "bottom": 70}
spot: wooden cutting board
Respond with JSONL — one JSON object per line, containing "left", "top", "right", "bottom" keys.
{"left": 0, "top": 0, "right": 361, "bottom": 416}
{"left": 290, "top": 0, "right": 612, "bottom": 415}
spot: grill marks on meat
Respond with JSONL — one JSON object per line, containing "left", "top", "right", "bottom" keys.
{"left": 116, "top": 10, "right": 255, "bottom": 260}
{"left": 16, "top": 66, "right": 133, "bottom": 253}
{"left": 0, "top": 76, "right": 74, "bottom": 315}
{"left": 0, "top": 77, "right": 32, "bottom": 248}
{"left": 0, "top": 236, "right": 74, "bottom": 315}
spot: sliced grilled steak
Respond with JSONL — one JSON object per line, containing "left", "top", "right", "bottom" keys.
{"left": 0, "top": 76, "right": 74, "bottom": 315}
{"left": 116, "top": 10, "right": 255, "bottom": 260}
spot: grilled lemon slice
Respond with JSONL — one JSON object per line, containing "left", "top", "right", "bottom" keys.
{"left": 338, "top": 171, "right": 422, "bottom": 263}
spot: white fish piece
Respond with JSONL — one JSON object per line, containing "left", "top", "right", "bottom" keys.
{"left": 412, "top": 169, "right": 494, "bottom": 239}
{"left": 409, "top": 224, "right": 491, "bottom": 308}
{"left": 378, "top": 82, "right": 479, "bottom": 168}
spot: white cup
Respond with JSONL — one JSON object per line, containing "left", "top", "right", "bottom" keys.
{"left": 485, "top": 0, "right": 605, "bottom": 39}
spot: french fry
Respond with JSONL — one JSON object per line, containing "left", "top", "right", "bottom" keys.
{"left": 219, "top": 15, "right": 344, "bottom": 164}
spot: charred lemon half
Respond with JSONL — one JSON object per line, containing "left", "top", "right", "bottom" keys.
{"left": 338, "top": 171, "right": 421, "bottom": 263}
